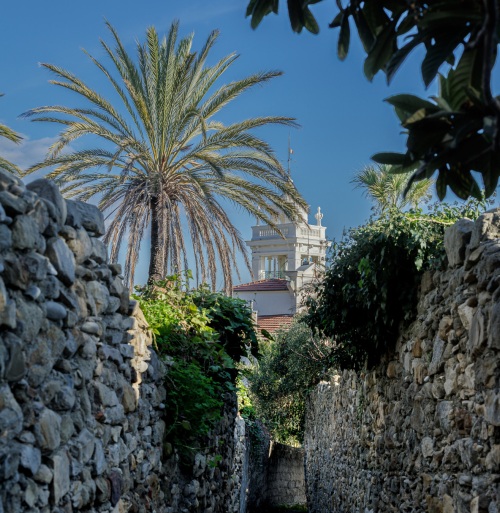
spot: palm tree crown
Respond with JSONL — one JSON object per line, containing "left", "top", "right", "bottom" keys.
{"left": 0, "top": 94, "right": 22, "bottom": 176}
{"left": 24, "top": 22, "right": 307, "bottom": 292}
{"left": 352, "top": 164, "right": 433, "bottom": 215}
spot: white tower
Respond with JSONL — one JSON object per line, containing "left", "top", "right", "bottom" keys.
{"left": 233, "top": 207, "right": 328, "bottom": 324}
{"left": 246, "top": 206, "right": 327, "bottom": 282}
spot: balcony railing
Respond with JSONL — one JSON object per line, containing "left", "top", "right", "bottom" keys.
{"left": 259, "top": 271, "right": 287, "bottom": 279}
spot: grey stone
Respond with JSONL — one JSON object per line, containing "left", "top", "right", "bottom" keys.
{"left": 93, "top": 440, "right": 107, "bottom": 476}
{"left": 39, "top": 275, "right": 61, "bottom": 300}
{"left": 0, "top": 168, "right": 23, "bottom": 190}
{"left": 0, "top": 190, "right": 28, "bottom": 215}
{"left": 30, "top": 198, "right": 50, "bottom": 234}
{"left": 2, "top": 253, "right": 30, "bottom": 290}
{"left": 0, "top": 449, "right": 19, "bottom": 480}
{"left": 60, "top": 414, "right": 75, "bottom": 444}
{"left": 444, "top": 218, "right": 474, "bottom": 267}
{"left": 94, "top": 382, "right": 119, "bottom": 407}
{"left": 119, "top": 343, "right": 135, "bottom": 359}
{"left": 45, "top": 300, "right": 68, "bottom": 321}
{"left": 81, "top": 321, "right": 102, "bottom": 336}
{"left": 19, "top": 444, "right": 42, "bottom": 475}
{"left": 71, "top": 428, "right": 95, "bottom": 465}
{"left": 50, "top": 450, "right": 71, "bottom": 504}
{"left": 24, "top": 477, "right": 38, "bottom": 507}
{"left": 91, "top": 238, "right": 108, "bottom": 264}
{"left": 484, "top": 390, "right": 500, "bottom": 426}
{"left": 0, "top": 276, "right": 16, "bottom": 329}
{"left": 24, "top": 285, "right": 41, "bottom": 300}
{"left": 34, "top": 463, "right": 53, "bottom": 484}
{"left": 488, "top": 301, "right": 500, "bottom": 349}
{"left": 86, "top": 280, "right": 109, "bottom": 314}
{"left": 34, "top": 408, "right": 61, "bottom": 451}
{"left": 46, "top": 237, "right": 76, "bottom": 286}
{"left": 104, "top": 404, "right": 125, "bottom": 425}
{"left": 4, "top": 332, "right": 25, "bottom": 382}
{"left": 468, "top": 308, "right": 486, "bottom": 356}
{"left": 469, "top": 208, "right": 500, "bottom": 249}
{"left": 436, "top": 401, "right": 454, "bottom": 432}
{"left": 428, "top": 336, "right": 446, "bottom": 375}
{"left": 63, "top": 330, "right": 78, "bottom": 357}
{"left": 26, "top": 179, "right": 67, "bottom": 225}
{"left": 0, "top": 224, "right": 12, "bottom": 251}
{"left": 67, "top": 228, "right": 92, "bottom": 264}
{"left": 15, "top": 296, "right": 44, "bottom": 341}
{"left": 80, "top": 334, "right": 97, "bottom": 359}
{"left": 99, "top": 344, "right": 123, "bottom": 365}
{"left": 22, "top": 255, "right": 50, "bottom": 285}
{"left": 11, "top": 214, "right": 45, "bottom": 251}
{"left": 0, "top": 385, "right": 23, "bottom": 439}
{"left": 66, "top": 200, "right": 105, "bottom": 236}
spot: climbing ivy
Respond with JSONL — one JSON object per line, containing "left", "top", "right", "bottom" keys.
{"left": 305, "top": 197, "right": 494, "bottom": 369}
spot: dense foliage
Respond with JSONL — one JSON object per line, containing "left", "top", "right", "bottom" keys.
{"left": 305, "top": 199, "right": 493, "bottom": 369}
{"left": 246, "top": 0, "right": 500, "bottom": 200}
{"left": 248, "top": 318, "right": 331, "bottom": 445}
{"left": 134, "top": 275, "right": 258, "bottom": 460}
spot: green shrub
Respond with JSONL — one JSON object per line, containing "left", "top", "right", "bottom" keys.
{"left": 134, "top": 275, "right": 258, "bottom": 459}
{"left": 305, "top": 198, "right": 492, "bottom": 369}
{"left": 247, "top": 318, "right": 331, "bottom": 445}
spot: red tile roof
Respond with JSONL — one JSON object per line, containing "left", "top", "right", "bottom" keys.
{"left": 233, "top": 279, "right": 289, "bottom": 292}
{"left": 257, "top": 314, "right": 294, "bottom": 334}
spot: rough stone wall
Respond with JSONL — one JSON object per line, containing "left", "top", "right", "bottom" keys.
{"left": 243, "top": 420, "right": 271, "bottom": 513}
{"left": 304, "top": 210, "right": 500, "bottom": 513}
{"left": 266, "top": 442, "right": 306, "bottom": 508}
{"left": 0, "top": 172, "right": 242, "bottom": 513}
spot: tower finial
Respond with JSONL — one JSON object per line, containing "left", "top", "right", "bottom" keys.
{"left": 315, "top": 206, "right": 323, "bottom": 226}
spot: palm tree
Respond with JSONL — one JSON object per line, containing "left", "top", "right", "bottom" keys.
{"left": 351, "top": 164, "right": 433, "bottom": 214}
{"left": 24, "top": 22, "right": 307, "bottom": 292}
{"left": 0, "top": 94, "right": 22, "bottom": 176}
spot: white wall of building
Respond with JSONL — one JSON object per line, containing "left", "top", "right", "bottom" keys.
{"left": 233, "top": 290, "right": 295, "bottom": 316}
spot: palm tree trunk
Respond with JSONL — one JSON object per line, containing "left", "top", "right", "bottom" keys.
{"left": 148, "top": 197, "right": 165, "bottom": 283}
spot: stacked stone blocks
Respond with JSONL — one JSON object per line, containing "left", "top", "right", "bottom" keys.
{"left": 0, "top": 171, "right": 242, "bottom": 513}
{"left": 304, "top": 209, "right": 500, "bottom": 513}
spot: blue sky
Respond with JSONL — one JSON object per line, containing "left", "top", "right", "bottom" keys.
{"left": 1, "top": 0, "right": 497, "bottom": 287}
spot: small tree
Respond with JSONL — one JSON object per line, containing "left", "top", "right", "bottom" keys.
{"left": 351, "top": 164, "right": 432, "bottom": 215}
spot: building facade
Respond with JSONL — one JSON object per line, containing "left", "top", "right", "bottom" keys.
{"left": 233, "top": 206, "right": 328, "bottom": 332}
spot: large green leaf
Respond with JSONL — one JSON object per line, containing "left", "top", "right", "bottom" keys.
{"left": 338, "top": 13, "right": 350, "bottom": 60}
{"left": 353, "top": 9, "right": 375, "bottom": 53}
{"left": 304, "top": 7, "right": 320, "bottom": 34}
{"left": 371, "top": 152, "right": 406, "bottom": 165}
{"left": 406, "top": 118, "right": 451, "bottom": 155}
{"left": 363, "top": 19, "right": 398, "bottom": 81}
{"left": 363, "top": 1, "right": 390, "bottom": 36}
{"left": 247, "top": 0, "right": 278, "bottom": 29}
{"left": 386, "top": 31, "right": 427, "bottom": 84}
{"left": 443, "top": 48, "right": 479, "bottom": 109}
{"left": 385, "top": 94, "right": 438, "bottom": 115}
{"left": 435, "top": 169, "right": 447, "bottom": 200}
{"left": 421, "top": 32, "right": 466, "bottom": 87}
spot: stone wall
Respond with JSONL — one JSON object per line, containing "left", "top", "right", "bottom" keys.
{"left": 266, "top": 442, "right": 306, "bottom": 508}
{"left": 0, "top": 172, "right": 242, "bottom": 513}
{"left": 238, "top": 418, "right": 306, "bottom": 512}
{"left": 304, "top": 210, "right": 500, "bottom": 513}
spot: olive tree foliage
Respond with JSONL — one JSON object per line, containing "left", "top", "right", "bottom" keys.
{"left": 246, "top": 0, "right": 500, "bottom": 201}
